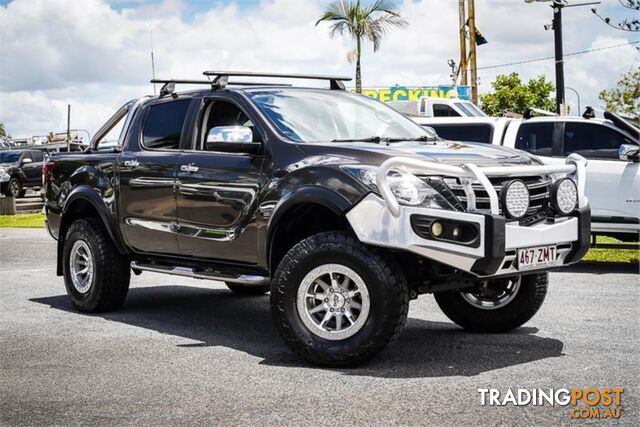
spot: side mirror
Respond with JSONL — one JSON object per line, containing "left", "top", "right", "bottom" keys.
{"left": 422, "top": 126, "right": 438, "bottom": 137}
{"left": 21, "top": 158, "right": 32, "bottom": 164}
{"left": 206, "top": 126, "right": 262, "bottom": 154}
{"left": 619, "top": 144, "right": 640, "bottom": 162}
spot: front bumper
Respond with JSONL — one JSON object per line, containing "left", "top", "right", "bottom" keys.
{"left": 347, "top": 154, "right": 591, "bottom": 277}
{"left": 347, "top": 194, "right": 590, "bottom": 277}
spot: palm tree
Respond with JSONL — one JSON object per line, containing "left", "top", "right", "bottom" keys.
{"left": 316, "top": 0, "right": 407, "bottom": 93}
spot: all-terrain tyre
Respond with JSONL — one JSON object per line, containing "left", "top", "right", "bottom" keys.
{"left": 434, "top": 273, "right": 548, "bottom": 333}
{"left": 226, "top": 283, "right": 270, "bottom": 296}
{"left": 63, "top": 217, "right": 130, "bottom": 313}
{"left": 271, "top": 232, "right": 409, "bottom": 367}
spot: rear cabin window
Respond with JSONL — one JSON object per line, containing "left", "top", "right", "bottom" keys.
{"left": 515, "top": 123, "right": 554, "bottom": 156}
{"left": 432, "top": 104, "right": 461, "bottom": 117}
{"left": 426, "top": 124, "right": 493, "bottom": 144}
{"left": 31, "top": 151, "right": 44, "bottom": 162}
{"left": 142, "top": 99, "right": 191, "bottom": 150}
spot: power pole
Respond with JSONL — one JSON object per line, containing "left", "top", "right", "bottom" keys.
{"left": 552, "top": 1, "right": 565, "bottom": 114}
{"left": 467, "top": 0, "right": 478, "bottom": 104}
{"left": 526, "top": 0, "right": 601, "bottom": 115}
{"left": 458, "top": 0, "right": 468, "bottom": 86}
{"left": 66, "top": 104, "right": 71, "bottom": 153}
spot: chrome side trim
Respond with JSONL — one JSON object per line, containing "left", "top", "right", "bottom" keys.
{"left": 125, "top": 218, "right": 176, "bottom": 233}
{"left": 129, "top": 177, "right": 175, "bottom": 188}
{"left": 124, "top": 218, "right": 241, "bottom": 242}
{"left": 130, "top": 261, "right": 269, "bottom": 285}
{"left": 175, "top": 223, "right": 236, "bottom": 241}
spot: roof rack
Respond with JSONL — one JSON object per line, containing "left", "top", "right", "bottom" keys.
{"left": 150, "top": 79, "right": 293, "bottom": 97}
{"left": 202, "top": 71, "right": 352, "bottom": 90}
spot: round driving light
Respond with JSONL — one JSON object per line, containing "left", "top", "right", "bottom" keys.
{"left": 551, "top": 178, "right": 578, "bottom": 215}
{"left": 431, "top": 221, "right": 444, "bottom": 237}
{"left": 500, "top": 180, "right": 530, "bottom": 219}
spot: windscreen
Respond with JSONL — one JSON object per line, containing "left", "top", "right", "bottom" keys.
{"left": 248, "top": 89, "right": 435, "bottom": 143}
{"left": 0, "top": 151, "right": 21, "bottom": 163}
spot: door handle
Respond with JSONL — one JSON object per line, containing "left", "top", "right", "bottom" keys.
{"left": 180, "top": 164, "right": 199, "bottom": 173}
{"left": 123, "top": 160, "right": 139, "bottom": 168}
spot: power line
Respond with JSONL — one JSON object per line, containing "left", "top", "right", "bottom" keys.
{"left": 471, "top": 40, "right": 640, "bottom": 72}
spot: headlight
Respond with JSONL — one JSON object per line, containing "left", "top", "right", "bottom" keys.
{"left": 0, "top": 168, "right": 6, "bottom": 176}
{"left": 551, "top": 177, "right": 578, "bottom": 215}
{"left": 501, "top": 179, "right": 530, "bottom": 219}
{"left": 343, "top": 165, "right": 454, "bottom": 209}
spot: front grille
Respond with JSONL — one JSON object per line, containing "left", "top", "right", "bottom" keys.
{"left": 442, "top": 176, "right": 551, "bottom": 221}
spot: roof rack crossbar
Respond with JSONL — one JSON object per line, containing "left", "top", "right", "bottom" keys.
{"left": 202, "top": 71, "right": 352, "bottom": 90}
{"left": 150, "top": 79, "right": 293, "bottom": 95}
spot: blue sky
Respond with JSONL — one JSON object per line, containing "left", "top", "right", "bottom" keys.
{"left": 0, "top": 0, "right": 638, "bottom": 137}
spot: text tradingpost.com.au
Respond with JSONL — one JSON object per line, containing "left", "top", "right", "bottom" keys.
{"left": 478, "top": 388, "right": 624, "bottom": 420}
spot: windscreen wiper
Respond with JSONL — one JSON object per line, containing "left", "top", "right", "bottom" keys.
{"left": 331, "top": 136, "right": 383, "bottom": 143}
{"left": 383, "top": 135, "right": 436, "bottom": 142}
{"left": 330, "top": 135, "right": 436, "bottom": 143}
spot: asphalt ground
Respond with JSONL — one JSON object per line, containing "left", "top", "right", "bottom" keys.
{"left": 1, "top": 228, "right": 638, "bottom": 426}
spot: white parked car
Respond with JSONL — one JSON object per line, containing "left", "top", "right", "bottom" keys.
{"left": 413, "top": 113, "right": 640, "bottom": 242}
{"left": 386, "top": 96, "right": 487, "bottom": 118}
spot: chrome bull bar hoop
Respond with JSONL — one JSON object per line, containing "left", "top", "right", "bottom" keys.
{"left": 376, "top": 155, "right": 588, "bottom": 218}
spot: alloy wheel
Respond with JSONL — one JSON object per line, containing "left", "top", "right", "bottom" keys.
{"left": 460, "top": 277, "right": 521, "bottom": 310}
{"left": 296, "top": 264, "right": 371, "bottom": 340}
{"left": 69, "top": 240, "right": 94, "bottom": 294}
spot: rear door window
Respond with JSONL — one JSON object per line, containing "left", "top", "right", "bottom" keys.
{"left": 515, "top": 122, "right": 554, "bottom": 156}
{"left": 142, "top": 99, "right": 191, "bottom": 150}
{"left": 562, "top": 122, "right": 636, "bottom": 160}
{"left": 31, "top": 151, "right": 44, "bottom": 162}
{"left": 426, "top": 124, "right": 493, "bottom": 143}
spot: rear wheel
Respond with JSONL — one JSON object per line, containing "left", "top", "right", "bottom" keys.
{"left": 63, "top": 218, "right": 130, "bottom": 312}
{"left": 226, "top": 283, "right": 270, "bottom": 296}
{"left": 271, "top": 232, "right": 409, "bottom": 367}
{"left": 434, "top": 273, "right": 548, "bottom": 333}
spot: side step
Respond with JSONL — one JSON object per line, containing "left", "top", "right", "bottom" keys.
{"left": 130, "top": 261, "right": 269, "bottom": 286}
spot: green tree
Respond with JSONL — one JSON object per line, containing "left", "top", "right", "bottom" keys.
{"left": 599, "top": 67, "right": 640, "bottom": 116}
{"left": 480, "top": 73, "right": 556, "bottom": 116}
{"left": 0, "top": 123, "right": 6, "bottom": 138}
{"left": 316, "top": 0, "right": 407, "bottom": 93}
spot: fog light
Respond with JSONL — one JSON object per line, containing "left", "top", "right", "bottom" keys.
{"left": 501, "top": 179, "right": 530, "bottom": 219}
{"left": 431, "top": 221, "right": 443, "bottom": 237}
{"left": 551, "top": 177, "right": 578, "bottom": 215}
{"left": 452, "top": 226, "right": 461, "bottom": 239}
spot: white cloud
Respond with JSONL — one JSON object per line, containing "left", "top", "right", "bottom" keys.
{"left": 0, "top": 0, "right": 637, "bottom": 137}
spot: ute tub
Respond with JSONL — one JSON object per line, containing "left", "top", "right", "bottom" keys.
{"left": 346, "top": 155, "right": 590, "bottom": 277}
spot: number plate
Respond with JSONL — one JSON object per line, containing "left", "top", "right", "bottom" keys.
{"left": 517, "top": 245, "right": 558, "bottom": 270}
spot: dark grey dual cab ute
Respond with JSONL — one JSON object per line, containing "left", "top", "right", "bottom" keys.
{"left": 44, "top": 71, "right": 590, "bottom": 366}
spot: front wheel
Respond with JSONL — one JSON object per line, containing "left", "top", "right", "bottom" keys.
{"left": 271, "top": 232, "right": 409, "bottom": 367}
{"left": 3, "top": 177, "right": 21, "bottom": 197}
{"left": 434, "top": 273, "right": 548, "bottom": 333}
